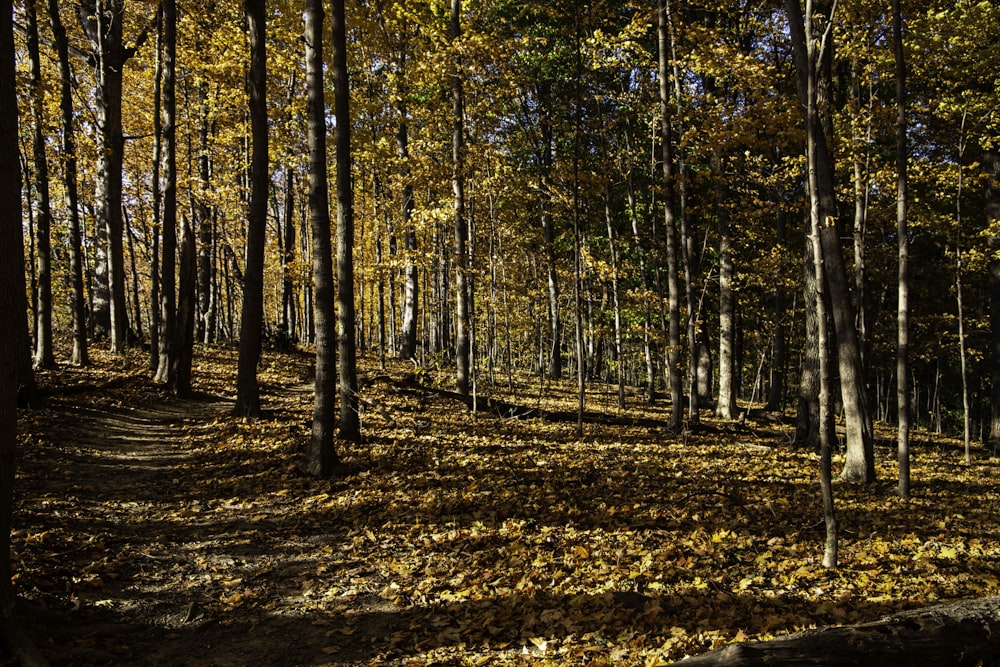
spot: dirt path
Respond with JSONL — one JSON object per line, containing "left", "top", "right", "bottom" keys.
{"left": 16, "top": 374, "right": 398, "bottom": 666}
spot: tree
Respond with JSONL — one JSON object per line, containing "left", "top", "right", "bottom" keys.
{"left": 658, "top": 0, "right": 684, "bottom": 430}
{"left": 304, "top": 0, "right": 338, "bottom": 475}
{"left": 0, "top": 3, "right": 44, "bottom": 660}
{"left": 47, "top": 0, "right": 88, "bottom": 367}
{"left": 233, "top": 0, "right": 268, "bottom": 417}
{"left": 452, "top": 0, "right": 471, "bottom": 397}
{"left": 892, "top": 0, "right": 910, "bottom": 498}
{"left": 154, "top": 0, "right": 178, "bottom": 389}
{"left": 333, "top": 0, "right": 360, "bottom": 442}
{"left": 78, "top": 0, "right": 139, "bottom": 354}
{"left": 786, "top": 0, "right": 875, "bottom": 483}
{"left": 25, "top": 0, "right": 55, "bottom": 370}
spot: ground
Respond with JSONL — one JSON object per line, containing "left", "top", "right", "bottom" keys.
{"left": 10, "top": 345, "right": 1000, "bottom": 665}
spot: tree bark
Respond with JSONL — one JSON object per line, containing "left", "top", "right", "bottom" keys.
{"left": 25, "top": 0, "right": 55, "bottom": 370}
{"left": 233, "top": 0, "right": 268, "bottom": 417}
{"left": 154, "top": 0, "right": 177, "bottom": 388}
{"left": 659, "top": 0, "right": 684, "bottom": 430}
{"left": 893, "top": 0, "right": 910, "bottom": 497}
{"left": 48, "top": 0, "right": 89, "bottom": 367}
{"left": 332, "top": 0, "right": 360, "bottom": 442}
{"left": 785, "top": 0, "right": 874, "bottom": 482}
{"left": 397, "top": 53, "right": 419, "bottom": 361}
{"left": 304, "top": 0, "right": 339, "bottom": 475}
{"left": 675, "top": 596, "right": 1000, "bottom": 667}
{"left": 452, "top": 0, "right": 471, "bottom": 397}
{"left": 175, "top": 215, "right": 196, "bottom": 397}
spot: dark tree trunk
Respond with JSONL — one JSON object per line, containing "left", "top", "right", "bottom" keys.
{"left": 48, "top": 0, "right": 89, "bottom": 367}
{"left": 765, "top": 209, "right": 788, "bottom": 411}
{"left": 196, "top": 75, "right": 215, "bottom": 344}
{"left": 985, "top": 151, "right": 1000, "bottom": 447}
{"left": 658, "top": 0, "right": 683, "bottom": 430}
{"left": 795, "top": 229, "right": 820, "bottom": 449}
{"left": 154, "top": 0, "right": 177, "bottom": 388}
{"left": 233, "top": 0, "right": 268, "bottom": 417}
{"left": 305, "top": 0, "right": 339, "bottom": 475}
{"left": 332, "top": 0, "right": 360, "bottom": 442}
{"left": 148, "top": 7, "right": 162, "bottom": 371}
{"left": 175, "top": 216, "right": 196, "bottom": 397}
{"left": 25, "top": 0, "right": 55, "bottom": 370}
{"left": 0, "top": 10, "right": 44, "bottom": 661}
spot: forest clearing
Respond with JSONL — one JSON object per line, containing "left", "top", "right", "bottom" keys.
{"left": 12, "top": 344, "right": 1000, "bottom": 665}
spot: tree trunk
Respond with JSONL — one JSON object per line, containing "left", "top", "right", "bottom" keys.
{"left": 452, "top": 0, "right": 471, "bottom": 397}
{"left": 893, "top": 0, "right": 911, "bottom": 497}
{"left": 148, "top": 7, "right": 162, "bottom": 371}
{"left": 0, "top": 10, "right": 44, "bottom": 660}
{"left": 786, "top": 0, "right": 874, "bottom": 483}
{"left": 25, "top": 0, "right": 55, "bottom": 370}
{"left": 715, "top": 156, "right": 736, "bottom": 419}
{"left": 175, "top": 215, "right": 196, "bottom": 397}
{"left": 986, "top": 151, "right": 1000, "bottom": 447}
{"left": 154, "top": 0, "right": 177, "bottom": 388}
{"left": 196, "top": 75, "right": 215, "bottom": 345}
{"left": 48, "top": 0, "right": 89, "bottom": 367}
{"left": 795, "top": 227, "right": 820, "bottom": 448}
{"left": 88, "top": 0, "right": 131, "bottom": 354}
{"left": 397, "top": 53, "right": 419, "bottom": 361}
{"left": 332, "top": 0, "right": 360, "bottom": 443}
{"left": 539, "top": 84, "right": 561, "bottom": 381}
{"left": 765, "top": 209, "right": 788, "bottom": 412}
{"left": 658, "top": 0, "right": 683, "bottom": 431}
{"left": 233, "top": 0, "right": 268, "bottom": 418}
{"left": 676, "top": 596, "right": 1000, "bottom": 667}
{"left": 304, "top": 0, "right": 339, "bottom": 475}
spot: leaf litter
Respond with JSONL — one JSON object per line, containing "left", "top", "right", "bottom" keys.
{"left": 12, "top": 345, "right": 1000, "bottom": 665}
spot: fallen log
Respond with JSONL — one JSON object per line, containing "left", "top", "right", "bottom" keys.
{"left": 673, "top": 595, "right": 1000, "bottom": 666}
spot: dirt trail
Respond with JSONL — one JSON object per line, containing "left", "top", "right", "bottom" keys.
{"left": 15, "top": 377, "right": 391, "bottom": 667}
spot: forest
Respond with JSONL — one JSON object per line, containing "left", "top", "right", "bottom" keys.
{"left": 2, "top": 0, "right": 1000, "bottom": 664}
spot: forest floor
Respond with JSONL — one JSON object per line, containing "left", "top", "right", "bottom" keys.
{"left": 11, "top": 344, "right": 1000, "bottom": 665}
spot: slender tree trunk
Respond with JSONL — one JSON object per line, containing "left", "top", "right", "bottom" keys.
{"left": 175, "top": 215, "right": 196, "bottom": 396}
{"left": 154, "top": 0, "right": 177, "bottom": 388}
{"left": 766, "top": 208, "right": 788, "bottom": 411}
{"left": 26, "top": 0, "right": 55, "bottom": 369}
{"left": 796, "top": 233, "right": 821, "bottom": 448}
{"left": 537, "top": 85, "right": 561, "bottom": 381}
{"left": 956, "top": 106, "right": 971, "bottom": 465}
{"left": 604, "top": 187, "right": 625, "bottom": 410}
{"left": 715, "top": 155, "right": 736, "bottom": 419}
{"left": 233, "top": 0, "right": 268, "bottom": 417}
{"left": 396, "top": 53, "right": 419, "bottom": 361}
{"left": 305, "top": 0, "right": 338, "bottom": 474}
{"left": 893, "top": 0, "right": 910, "bottom": 497}
{"left": 452, "top": 0, "right": 471, "bottom": 397}
{"left": 148, "top": 8, "right": 162, "bottom": 371}
{"left": 281, "top": 170, "right": 296, "bottom": 336}
{"left": 988, "top": 149, "right": 1000, "bottom": 447}
{"left": 658, "top": 0, "right": 683, "bottom": 430}
{"left": 48, "top": 0, "right": 89, "bottom": 367}
{"left": 196, "top": 75, "right": 215, "bottom": 344}
{"left": 332, "top": 0, "right": 360, "bottom": 442}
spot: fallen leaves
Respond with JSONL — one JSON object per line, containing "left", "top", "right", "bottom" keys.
{"left": 13, "top": 346, "right": 1000, "bottom": 665}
